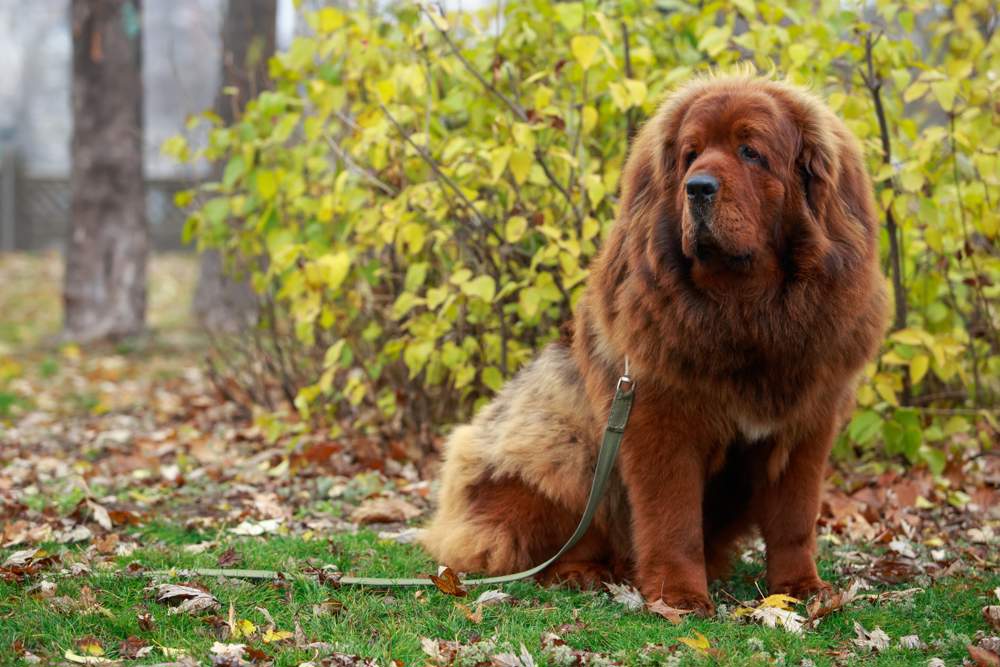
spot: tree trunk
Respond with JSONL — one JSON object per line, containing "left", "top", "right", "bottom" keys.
{"left": 64, "top": 0, "right": 147, "bottom": 343}
{"left": 193, "top": 0, "right": 277, "bottom": 333}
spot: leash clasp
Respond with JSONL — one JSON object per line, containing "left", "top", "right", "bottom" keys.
{"left": 616, "top": 355, "right": 635, "bottom": 394}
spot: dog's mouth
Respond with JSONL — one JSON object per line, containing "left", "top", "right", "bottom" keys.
{"left": 689, "top": 218, "right": 754, "bottom": 272}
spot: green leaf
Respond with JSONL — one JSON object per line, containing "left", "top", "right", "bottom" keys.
{"left": 256, "top": 169, "right": 278, "bottom": 200}
{"left": 481, "top": 366, "right": 504, "bottom": 392}
{"left": 698, "top": 25, "right": 732, "bottom": 57}
{"left": 404, "top": 263, "right": 428, "bottom": 292}
{"left": 848, "top": 410, "right": 882, "bottom": 444}
{"left": 203, "top": 197, "right": 230, "bottom": 228}
{"left": 505, "top": 216, "right": 528, "bottom": 243}
{"left": 930, "top": 80, "right": 958, "bottom": 112}
{"left": 403, "top": 340, "right": 434, "bottom": 378}
{"left": 461, "top": 275, "right": 496, "bottom": 303}
{"left": 222, "top": 157, "right": 246, "bottom": 188}
{"left": 909, "top": 354, "right": 929, "bottom": 384}
{"left": 570, "top": 35, "right": 601, "bottom": 70}
{"left": 313, "top": 252, "right": 351, "bottom": 290}
{"left": 509, "top": 150, "right": 532, "bottom": 184}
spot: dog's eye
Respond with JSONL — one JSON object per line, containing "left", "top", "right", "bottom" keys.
{"left": 739, "top": 145, "right": 762, "bottom": 163}
{"left": 685, "top": 150, "right": 698, "bottom": 167}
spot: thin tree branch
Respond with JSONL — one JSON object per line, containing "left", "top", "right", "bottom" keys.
{"left": 324, "top": 136, "right": 398, "bottom": 196}
{"left": 420, "top": 4, "right": 582, "bottom": 224}
{"left": 862, "top": 31, "right": 911, "bottom": 405}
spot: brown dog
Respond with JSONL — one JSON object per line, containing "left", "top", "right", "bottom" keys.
{"left": 422, "top": 73, "right": 887, "bottom": 615}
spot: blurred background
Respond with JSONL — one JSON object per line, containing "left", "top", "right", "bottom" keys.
{"left": 0, "top": 0, "right": 996, "bottom": 464}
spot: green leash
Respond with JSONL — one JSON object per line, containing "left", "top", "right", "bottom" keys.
{"left": 150, "top": 367, "right": 635, "bottom": 588}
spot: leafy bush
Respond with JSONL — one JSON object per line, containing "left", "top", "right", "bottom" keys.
{"left": 166, "top": 0, "right": 998, "bottom": 465}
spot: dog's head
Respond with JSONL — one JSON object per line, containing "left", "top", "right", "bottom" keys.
{"left": 622, "top": 73, "right": 871, "bottom": 294}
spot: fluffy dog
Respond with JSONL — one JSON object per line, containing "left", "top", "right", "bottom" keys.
{"left": 422, "top": 72, "right": 888, "bottom": 615}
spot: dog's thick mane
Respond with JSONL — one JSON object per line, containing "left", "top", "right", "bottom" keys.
{"left": 577, "top": 73, "right": 886, "bottom": 416}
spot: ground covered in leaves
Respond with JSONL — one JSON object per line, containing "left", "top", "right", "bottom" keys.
{"left": 1, "top": 253, "right": 999, "bottom": 666}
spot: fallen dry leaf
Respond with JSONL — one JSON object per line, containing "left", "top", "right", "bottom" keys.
{"left": 646, "top": 598, "right": 692, "bottom": 624}
{"left": 491, "top": 643, "right": 537, "bottom": 667}
{"left": 898, "top": 634, "right": 926, "bottom": 650}
{"left": 986, "top": 605, "right": 1000, "bottom": 632}
{"left": 429, "top": 566, "right": 467, "bottom": 597}
{"left": 807, "top": 579, "right": 861, "bottom": 621}
{"left": 474, "top": 589, "right": 514, "bottom": 607}
{"left": 456, "top": 602, "right": 483, "bottom": 623}
{"left": 605, "top": 582, "right": 645, "bottom": 611}
{"left": 62, "top": 649, "right": 118, "bottom": 665}
{"left": 968, "top": 644, "right": 1000, "bottom": 667}
{"left": 853, "top": 621, "right": 891, "bottom": 652}
{"left": 155, "top": 583, "right": 220, "bottom": 615}
{"left": 229, "top": 518, "right": 282, "bottom": 536}
{"left": 350, "top": 497, "right": 422, "bottom": 524}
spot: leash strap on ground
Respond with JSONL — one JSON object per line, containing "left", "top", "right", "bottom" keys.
{"left": 149, "top": 369, "right": 635, "bottom": 588}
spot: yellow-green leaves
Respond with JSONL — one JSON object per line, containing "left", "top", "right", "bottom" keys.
{"left": 170, "top": 0, "right": 997, "bottom": 459}
{"left": 608, "top": 79, "right": 647, "bottom": 111}
{"left": 570, "top": 35, "right": 601, "bottom": 70}
{"left": 505, "top": 216, "right": 528, "bottom": 243}
{"left": 255, "top": 169, "right": 279, "bottom": 200}
{"left": 305, "top": 252, "right": 350, "bottom": 291}
{"left": 461, "top": 275, "right": 496, "bottom": 303}
{"left": 698, "top": 25, "right": 732, "bottom": 57}
{"left": 508, "top": 150, "right": 533, "bottom": 184}
{"left": 930, "top": 80, "right": 958, "bottom": 111}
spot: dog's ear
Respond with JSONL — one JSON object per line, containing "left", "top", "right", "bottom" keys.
{"left": 620, "top": 90, "right": 692, "bottom": 225}
{"left": 796, "top": 113, "right": 840, "bottom": 220}
{"left": 792, "top": 96, "right": 876, "bottom": 266}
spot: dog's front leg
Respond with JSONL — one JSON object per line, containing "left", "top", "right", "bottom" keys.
{"left": 756, "top": 417, "right": 836, "bottom": 600}
{"left": 619, "top": 409, "right": 714, "bottom": 616}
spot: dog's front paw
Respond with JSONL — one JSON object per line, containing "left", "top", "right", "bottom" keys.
{"left": 641, "top": 581, "right": 714, "bottom": 618}
{"left": 769, "top": 576, "right": 832, "bottom": 601}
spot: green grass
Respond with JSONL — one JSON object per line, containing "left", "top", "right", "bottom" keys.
{"left": 2, "top": 526, "right": 996, "bottom": 666}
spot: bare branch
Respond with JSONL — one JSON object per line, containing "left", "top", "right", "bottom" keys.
{"left": 324, "top": 136, "right": 398, "bottom": 196}
{"left": 420, "top": 4, "right": 582, "bottom": 224}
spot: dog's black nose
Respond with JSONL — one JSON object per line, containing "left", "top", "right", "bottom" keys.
{"left": 686, "top": 173, "right": 719, "bottom": 200}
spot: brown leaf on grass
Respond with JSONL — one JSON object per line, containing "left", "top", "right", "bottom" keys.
{"left": 421, "top": 637, "right": 463, "bottom": 665}
{"left": 350, "top": 497, "right": 422, "bottom": 525}
{"left": 154, "top": 583, "right": 220, "bottom": 615}
{"left": 74, "top": 636, "right": 105, "bottom": 656}
{"left": 217, "top": 547, "right": 241, "bottom": 567}
{"left": 968, "top": 644, "right": 1000, "bottom": 667}
{"left": 429, "top": 566, "right": 467, "bottom": 597}
{"left": 456, "top": 602, "right": 483, "bottom": 623}
{"left": 807, "top": 580, "right": 861, "bottom": 622}
{"left": 984, "top": 606, "right": 1000, "bottom": 631}
{"left": 1, "top": 548, "right": 60, "bottom": 581}
{"left": 107, "top": 509, "right": 143, "bottom": 527}
{"left": 137, "top": 609, "right": 155, "bottom": 631}
{"left": 118, "top": 636, "right": 151, "bottom": 659}
{"left": 86, "top": 500, "right": 113, "bottom": 531}
{"left": 93, "top": 533, "right": 119, "bottom": 554}
{"left": 646, "top": 598, "right": 692, "bottom": 624}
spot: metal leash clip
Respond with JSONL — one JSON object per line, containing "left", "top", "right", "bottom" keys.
{"left": 616, "top": 355, "right": 635, "bottom": 394}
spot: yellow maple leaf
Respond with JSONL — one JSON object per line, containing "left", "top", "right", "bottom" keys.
{"left": 262, "top": 629, "right": 294, "bottom": 643}
{"left": 677, "top": 630, "right": 711, "bottom": 654}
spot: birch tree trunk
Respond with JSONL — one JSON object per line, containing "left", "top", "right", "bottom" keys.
{"left": 64, "top": 0, "right": 147, "bottom": 342}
